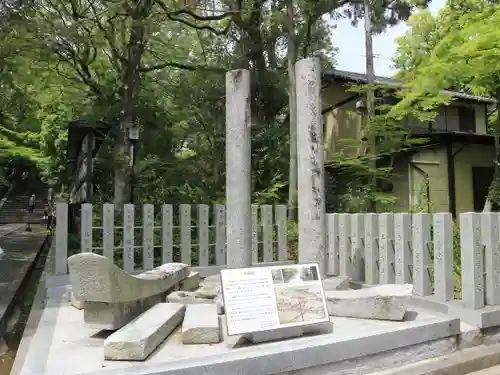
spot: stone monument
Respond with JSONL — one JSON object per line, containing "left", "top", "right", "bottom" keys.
{"left": 67, "top": 253, "right": 190, "bottom": 329}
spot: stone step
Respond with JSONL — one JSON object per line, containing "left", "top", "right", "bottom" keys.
{"left": 104, "top": 303, "right": 186, "bottom": 361}
{"left": 467, "top": 364, "right": 500, "bottom": 374}
{"left": 367, "top": 343, "right": 500, "bottom": 375}
{"left": 182, "top": 304, "right": 221, "bottom": 344}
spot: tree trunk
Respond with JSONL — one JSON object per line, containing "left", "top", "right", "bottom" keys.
{"left": 113, "top": 13, "right": 149, "bottom": 211}
{"left": 113, "top": 128, "right": 130, "bottom": 211}
{"left": 285, "top": 0, "right": 298, "bottom": 222}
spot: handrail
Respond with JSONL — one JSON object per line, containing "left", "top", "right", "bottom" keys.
{"left": 0, "top": 181, "right": 16, "bottom": 211}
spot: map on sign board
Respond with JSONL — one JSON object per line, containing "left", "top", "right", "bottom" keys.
{"left": 220, "top": 264, "right": 329, "bottom": 336}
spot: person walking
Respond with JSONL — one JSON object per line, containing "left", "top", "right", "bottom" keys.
{"left": 47, "top": 187, "right": 53, "bottom": 204}
{"left": 28, "top": 194, "right": 36, "bottom": 214}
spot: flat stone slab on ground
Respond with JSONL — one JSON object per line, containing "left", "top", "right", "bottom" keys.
{"left": 104, "top": 303, "right": 186, "bottom": 361}
{"left": 16, "top": 283, "right": 461, "bottom": 375}
{"left": 326, "top": 284, "right": 413, "bottom": 321}
{"left": 167, "top": 291, "right": 224, "bottom": 314}
{"left": 182, "top": 304, "right": 221, "bottom": 344}
{"left": 322, "top": 276, "right": 350, "bottom": 291}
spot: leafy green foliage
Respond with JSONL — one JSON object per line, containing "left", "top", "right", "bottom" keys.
{"left": 391, "top": 0, "right": 500, "bottom": 205}
{"left": 0, "top": 0, "right": 428, "bottom": 213}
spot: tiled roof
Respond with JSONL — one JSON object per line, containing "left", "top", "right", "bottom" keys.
{"left": 323, "top": 69, "right": 497, "bottom": 104}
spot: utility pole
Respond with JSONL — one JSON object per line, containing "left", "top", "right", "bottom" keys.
{"left": 363, "top": 0, "right": 377, "bottom": 212}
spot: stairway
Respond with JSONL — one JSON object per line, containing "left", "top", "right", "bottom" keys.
{"left": 0, "top": 178, "right": 47, "bottom": 225}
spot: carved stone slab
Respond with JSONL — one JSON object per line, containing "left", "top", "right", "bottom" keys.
{"left": 67, "top": 253, "right": 190, "bottom": 329}
{"left": 104, "top": 303, "right": 185, "bottom": 361}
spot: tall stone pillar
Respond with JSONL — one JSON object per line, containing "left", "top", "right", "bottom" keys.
{"left": 225, "top": 69, "right": 252, "bottom": 269}
{"left": 296, "top": 58, "right": 326, "bottom": 275}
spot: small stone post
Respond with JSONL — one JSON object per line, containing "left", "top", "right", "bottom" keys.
{"left": 296, "top": 57, "right": 326, "bottom": 276}
{"left": 225, "top": 69, "right": 252, "bottom": 269}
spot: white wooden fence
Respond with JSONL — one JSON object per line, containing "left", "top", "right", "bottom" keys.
{"left": 54, "top": 203, "right": 289, "bottom": 276}
{"left": 326, "top": 212, "right": 500, "bottom": 312}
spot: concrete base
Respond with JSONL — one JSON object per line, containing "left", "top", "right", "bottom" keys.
{"left": 15, "top": 283, "right": 464, "bottom": 375}
{"left": 411, "top": 296, "right": 500, "bottom": 328}
{"left": 244, "top": 321, "right": 333, "bottom": 344}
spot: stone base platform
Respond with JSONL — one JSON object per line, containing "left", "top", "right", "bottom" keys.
{"left": 411, "top": 296, "right": 500, "bottom": 328}
{"left": 13, "top": 282, "right": 467, "bottom": 375}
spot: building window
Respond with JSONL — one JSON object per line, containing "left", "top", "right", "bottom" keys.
{"left": 458, "top": 106, "right": 476, "bottom": 132}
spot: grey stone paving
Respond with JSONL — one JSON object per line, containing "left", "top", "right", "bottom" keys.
{"left": 0, "top": 225, "right": 47, "bottom": 324}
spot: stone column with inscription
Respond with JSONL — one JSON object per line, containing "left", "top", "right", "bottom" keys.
{"left": 225, "top": 69, "right": 253, "bottom": 269}
{"left": 296, "top": 57, "right": 326, "bottom": 276}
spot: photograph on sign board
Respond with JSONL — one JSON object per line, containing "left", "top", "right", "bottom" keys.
{"left": 274, "top": 283, "right": 327, "bottom": 324}
{"left": 280, "top": 265, "right": 319, "bottom": 284}
{"left": 271, "top": 269, "right": 284, "bottom": 284}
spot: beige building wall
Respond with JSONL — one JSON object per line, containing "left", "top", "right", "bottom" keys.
{"left": 454, "top": 143, "right": 496, "bottom": 213}
{"left": 322, "top": 82, "right": 362, "bottom": 161}
{"left": 408, "top": 147, "right": 450, "bottom": 213}
{"left": 321, "top": 82, "right": 494, "bottom": 214}
{"left": 384, "top": 156, "right": 410, "bottom": 213}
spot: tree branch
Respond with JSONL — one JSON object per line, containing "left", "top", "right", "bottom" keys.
{"left": 169, "top": 8, "right": 233, "bottom": 21}
{"left": 155, "top": 1, "right": 233, "bottom": 21}
{"left": 139, "top": 60, "right": 225, "bottom": 73}
{"left": 166, "top": 13, "right": 231, "bottom": 35}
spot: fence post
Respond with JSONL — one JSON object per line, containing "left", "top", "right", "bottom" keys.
{"left": 433, "top": 213, "right": 454, "bottom": 302}
{"left": 394, "top": 213, "right": 412, "bottom": 284}
{"left": 198, "top": 204, "right": 210, "bottom": 267}
{"left": 102, "top": 203, "right": 114, "bottom": 261}
{"left": 215, "top": 204, "right": 226, "bottom": 266}
{"left": 81, "top": 203, "right": 93, "bottom": 253}
{"left": 379, "top": 213, "right": 395, "bottom": 284}
{"left": 364, "top": 213, "right": 379, "bottom": 284}
{"left": 338, "top": 214, "right": 351, "bottom": 277}
{"left": 261, "top": 205, "right": 273, "bottom": 262}
{"left": 350, "top": 214, "right": 364, "bottom": 282}
{"left": 327, "top": 213, "right": 339, "bottom": 276}
{"left": 142, "top": 204, "right": 154, "bottom": 270}
{"left": 460, "top": 212, "right": 484, "bottom": 309}
{"left": 161, "top": 204, "right": 173, "bottom": 263}
{"left": 275, "top": 205, "right": 288, "bottom": 261}
{"left": 413, "top": 213, "right": 432, "bottom": 296}
{"left": 482, "top": 212, "right": 500, "bottom": 305}
{"left": 123, "top": 204, "right": 135, "bottom": 273}
{"left": 251, "top": 204, "right": 259, "bottom": 264}
{"left": 180, "top": 204, "right": 191, "bottom": 265}
{"left": 55, "top": 202, "right": 68, "bottom": 275}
